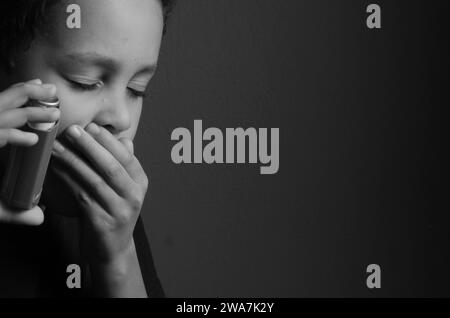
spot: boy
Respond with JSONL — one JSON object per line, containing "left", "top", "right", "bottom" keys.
{"left": 0, "top": 0, "right": 175, "bottom": 297}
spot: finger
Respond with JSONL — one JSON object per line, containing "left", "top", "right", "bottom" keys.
{"left": 0, "top": 202, "right": 44, "bottom": 226}
{"left": 85, "top": 123, "right": 131, "bottom": 162}
{"left": 49, "top": 160, "right": 111, "bottom": 224}
{"left": 28, "top": 79, "right": 43, "bottom": 85}
{"left": 51, "top": 139, "right": 123, "bottom": 214}
{"left": 0, "top": 128, "right": 38, "bottom": 147}
{"left": 0, "top": 82, "right": 57, "bottom": 112}
{"left": 119, "top": 137, "right": 134, "bottom": 155}
{"left": 63, "top": 125, "right": 138, "bottom": 197}
{"left": 10, "top": 79, "right": 43, "bottom": 88}
{"left": 86, "top": 123, "right": 146, "bottom": 186}
{"left": 0, "top": 107, "right": 60, "bottom": 128}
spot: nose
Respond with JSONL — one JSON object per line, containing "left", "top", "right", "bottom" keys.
{"left": 93, "top": 93, "right": 131, "bottom": 135}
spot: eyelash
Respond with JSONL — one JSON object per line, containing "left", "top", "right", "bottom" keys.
{"left": 68, "top": 80, "right": 99, "bottom": 91}
{"left": 68, "top": 80, "right": 146, "bottom": 99}
{"left": 127, "top": 88, "right": 147, "bottom": 99}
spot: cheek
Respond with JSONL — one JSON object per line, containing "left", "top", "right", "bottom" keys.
{"left": 128, "top": 104, "right": 143, "bottom": 139}
{"left": 24, "top": 72, "right": 98, "bottom": 133}
{"left": 56, "top": 86, "right": 98, "bottom": 133}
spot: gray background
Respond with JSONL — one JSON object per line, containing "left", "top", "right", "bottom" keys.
{"left": 135, "top": 0, "right": 449, "bottom": 297}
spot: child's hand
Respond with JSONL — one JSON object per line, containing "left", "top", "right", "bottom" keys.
{"left": 50, "top": 123, "right": 148, "bottom": 263}
{"left": 0, "top": 200, "right": 46, "bottom": 226}
{"left": 0, "top": 79, "right": 59, "bottom": 226}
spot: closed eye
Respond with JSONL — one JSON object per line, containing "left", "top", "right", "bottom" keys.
{"left": 127, "top": 87, "right": 147, "bottom": 99}
{"left": 66, "top": 78, "right": 102, "bottom": 92}
{"left": 65, "top": 76, "right": 146, "bottom": 99}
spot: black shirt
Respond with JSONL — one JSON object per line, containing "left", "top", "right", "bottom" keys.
{"left": 0, "top": 212, "right": 164, "bottom": 298}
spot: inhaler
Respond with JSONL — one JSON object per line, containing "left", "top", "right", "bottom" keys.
{"left": 1, "top": 97, "right": 60, "bottom": 210}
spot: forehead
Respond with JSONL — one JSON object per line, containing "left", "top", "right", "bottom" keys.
{"left": 46, "top": 0, "right": 164, "bottom": 67}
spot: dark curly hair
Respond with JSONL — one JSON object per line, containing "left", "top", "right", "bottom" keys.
{"left": 0, "top": 0, "right": 176, "bottom": 72}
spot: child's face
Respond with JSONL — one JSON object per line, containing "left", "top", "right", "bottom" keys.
{"left": 2, "top": 0, "right": 164, "bottom": 215}
{"left": 12, "top": 0, "right": 164, "bottom": 140}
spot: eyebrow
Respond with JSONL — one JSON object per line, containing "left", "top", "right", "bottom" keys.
{"left": 63, "top": 52, "right": 158, "bottom": 75}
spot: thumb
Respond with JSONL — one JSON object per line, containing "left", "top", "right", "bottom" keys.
{"left": 0, "top": 201, "right": 45, "bottom": 226}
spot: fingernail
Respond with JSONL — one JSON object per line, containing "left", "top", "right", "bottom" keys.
{"left": 87, "top": 123, "right": 100, "bottom": 135}
{"left": 52, "top": 140, "right": 65, "bottom": 154}
{"left": 28, "top": 79, "right": 42, "bottom": 84}
{"left": 48, "top": 107, "right": 60, "bottom": 114}
{"left": 51, "top": 108, "right": 61, "bottom": 120}
{"left": 67, "top": 125, "right": 82, "bottom": 139}
{"left": 42, "top": 84, "right": 56, "bottom": 95}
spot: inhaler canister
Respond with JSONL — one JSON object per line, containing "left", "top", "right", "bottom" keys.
{"left": 1, "top": 97, "right": 60, "bottom": 210}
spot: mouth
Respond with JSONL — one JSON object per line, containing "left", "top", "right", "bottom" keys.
{"left": 54, "top": 133, "right": 93, "bottom": 168}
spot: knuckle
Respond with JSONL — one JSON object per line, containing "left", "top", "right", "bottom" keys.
{"left": 23, "top": 107, "right": 44, "bottom": 122}
{"left": 24, "top": 107, "right": 35, "bottom": 117}
{"left": 16, "top": 82, "right": 26, "bottom": 90}
{"left": 14, "top": 83, "right": 29, "bottom": 101}
{"left": 115, "top": 210, "right": 132, "bottom": 226}
{"left": 5, "top": 129, "right": 15, "bottom": 142}
{"left": 10, "top": 82, "right": 24, "bottom": 88}
{"left": 141, "top": 174, "right": 149, "bottom": 191}
{"left": 128, "top": 192, "right": 144, "bottom": 211}
{"left": 123, "top": 153, "right": 135, "bottom": 166}
{"left": 66, "top": 152, "right": 79, "bottom": 166}
{"left": 90, "top": 177, "right": 106, "bottom": 190}
{"left": 77, "top": 191, "right": 91, "bottom": 205}
{"left": 105, "top": 164, "right": 123, "bottom": 180}
{"left": 21, "top": 83, "right": 33, "bottom": 94}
